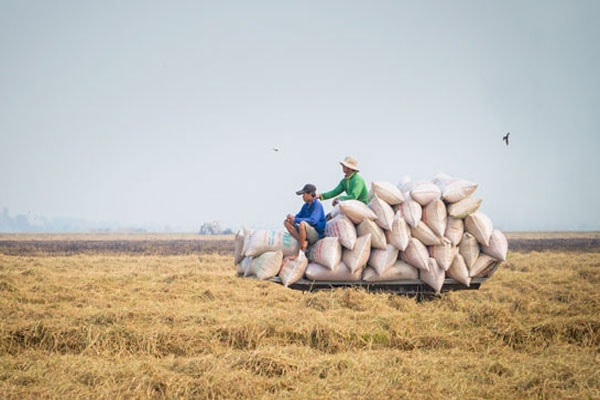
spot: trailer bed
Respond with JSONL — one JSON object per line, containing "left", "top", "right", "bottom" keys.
{"left": 268, "top": 262, "right": 500, "bottom": 297}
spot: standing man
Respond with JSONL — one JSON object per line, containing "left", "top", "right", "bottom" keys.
{"left": 317, "top": 156, "right": 368, "bottom": 206}
{"left": 284, "top": 183, "right": 326, "bottom": 253}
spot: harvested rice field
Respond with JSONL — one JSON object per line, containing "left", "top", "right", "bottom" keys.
{"left": 1, "top": 232, "right": 599, "bottom": 399}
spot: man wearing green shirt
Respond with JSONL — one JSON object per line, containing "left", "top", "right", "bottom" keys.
{"left": 317, "top": 156, "right": 369, "bottom": 206}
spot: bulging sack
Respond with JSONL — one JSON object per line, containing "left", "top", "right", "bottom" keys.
{"left": 410, "top": 182, "right": 441, "bottom": 206}
{"left": 434, "top": 174, "right": 478, "bottom": 203}
{"left": 447, "top": 197, "right": 482, "bottom": 219}
{"left": 397, "top": 199, "right": 422, "bottom": 228}
{"left": 339, "top": 200, "right": 378, "bottom": 224}
{"left": 422, "top": 199, "right": 447, "bottom": 238}
{"left": 244, "top": 229, "right": 299, "bottom": 257}
{"left": 279, "top": 251, "right": 308, "bottom": 287}
{"left": 325, "top": 215, "right": 357, "bottom": 250}
{"left": 362, "top": 260, "right": 419, "bottom": 282}
{"left": 445, "top": 217, "right": 464, "bottom": 246}
{"left": 357, "top": 219, "right": 387, "bottom": 250}
{"left": 233, "top": 229, "right": 246, "bottom": 265}
{"left": 481, "top": 229, "right": 508, "bottom": 261}
{"left": 369, "top": 196, "right": 395, "bottom": 231}
{"left": 402, "top": 238, "right": 430, "bottom": 271}
{"left": 420, "top": 257, "right": 445, "bottom": 293}
{"left": 429, "top": 238, "right": 456, "bottom": 271}
{"left": 447, "top": 253, "right": 471, "bottom": 287}
{"left": 469, "top": 254, "right": 498, "bottom": 278}
{"left": 238, "top": 256, "right": 252, "bottom": 276}
{"left": 305, "top": 261, "right": 361, "bottom": 281}
{"left": 306, "top": 237, "right": 342, "bottom": 270}
{"left": 248, "top": 250, "right": 284, "bottom": 280}
{"left": 459, "top": 232, "right": 480, "bottom": 268}
{"left": 368, "top": 244, "right": 399, "bottom": 276}
{"left": 342, "top": 234, "right": 372, "bottom": 274}
{"left": 465, "top": 212, "right": 494, "bottom": 247}
{"left": 371, "top": 181, "right": 405, "bottom": 205}
{"left": 411, "top": 221, "right": 443, "bottom": 246}
{"left": 386, "top": 211, "right": 411, "bottom": 251}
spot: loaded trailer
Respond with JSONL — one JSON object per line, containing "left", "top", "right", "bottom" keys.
{"left": 267, "top": 261, "right": 499, "bottom": 298}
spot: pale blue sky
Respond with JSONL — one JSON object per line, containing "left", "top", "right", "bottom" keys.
{"left": 1, "top": 0, "right": 599, "bottom": 231}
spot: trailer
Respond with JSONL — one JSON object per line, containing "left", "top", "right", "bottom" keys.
{"left": 268, "top": 261, "right": 500, "bottom": 298}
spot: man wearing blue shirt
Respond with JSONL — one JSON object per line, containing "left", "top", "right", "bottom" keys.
{"left": 284, "top": 183, "right": 326, "bottom": 254}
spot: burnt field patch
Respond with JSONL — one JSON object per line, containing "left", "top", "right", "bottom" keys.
{"left": 0, "top": 234, "right": 598, "bottom": 256}
{"left": 0, "top": 239, "right": 235, "bottom": 256}
{"left": 506, "top": 237, "right": 600, "bottom": 253}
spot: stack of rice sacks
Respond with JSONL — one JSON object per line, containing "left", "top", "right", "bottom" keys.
{"left": 234, "top": 174, "right": 508, "bottom": 293}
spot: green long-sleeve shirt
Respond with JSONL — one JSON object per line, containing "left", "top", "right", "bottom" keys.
{"left": 320, "top": 172, "right": 369, "bottom": 204}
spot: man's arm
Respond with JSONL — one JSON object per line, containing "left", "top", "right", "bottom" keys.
{"left": 319, "top": 180, "right": 345, "bottom": 201}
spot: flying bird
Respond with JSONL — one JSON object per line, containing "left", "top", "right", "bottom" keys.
{"left": 272, "top": 148, "right": 279, "bottom": 152}
{"left": 502, "top": 132, "right": 510, "bottom": 146}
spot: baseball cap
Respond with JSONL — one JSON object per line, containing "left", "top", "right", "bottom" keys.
{"left": 296, "top": 184, "right": 317, "bottom": 195}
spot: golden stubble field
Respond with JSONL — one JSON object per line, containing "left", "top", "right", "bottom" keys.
{"left": 0, "top": 233, "right": 599, "bottom": 399}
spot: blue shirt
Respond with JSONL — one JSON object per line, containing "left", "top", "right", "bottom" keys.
{"left": 294, "top": 199, "right": 326, "bottom": 237}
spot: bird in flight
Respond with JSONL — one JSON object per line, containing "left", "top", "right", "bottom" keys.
{"left": 272, "top": 148, "right": 279, "bottom": 152}
{"left": 502, "top": 132, "right": 510, "bottom": 146}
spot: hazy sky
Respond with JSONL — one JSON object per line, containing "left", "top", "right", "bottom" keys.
{"left": 1, "top": 0, "right": 599, "bottom": 232}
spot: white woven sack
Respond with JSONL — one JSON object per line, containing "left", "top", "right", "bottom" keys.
{"left": 368, "top": 244, "right": 399, "bottom": 276}
{"left": 242, "top": 256, "right": 254, "bottom": 277}
{"left": 445, "top": 217, "right": 464, "bottom": 246}
{"left": 305, "top": 261, "right": 362, "bottom": 281}
{"left": 324, "top": 215, "right": 357, "bottom": 250}
{"left": 481, "top": 229, "right": 508, "bottom": 261}
{"left": 447, "top": 197, "right": 482, "bottom": 219}
{"left": 369, "top": 196, "right": 395, "bottom": 231}
{"left": 459, "top": 232, "right": 480, "bottom": 268}
{"left": 371, "top": 181, "right": 404, "bottom": 205}
{"left": 465, "top": 211, "right": 494, "bottom": 247}
{"left": 279, "top": 250, "right": 309, "bottom": 287}
{"left": 233, "top": 229, "right": 246, "bottom": 265}
{"left": 429, "top": 238, "right": 457, "bottom": 271}
{"left": 411, "top": 221, "right": 443, "bottom": 246}
{"left": 410, "top": 182, "right": 441, "bottom": 206}
{"left": 434, "top": 174, "right": 478, "bottom": 203}
{"left": 329, "top": 204, "right": 342, "bottom": 219}
{"left": 248, "top": 250, "right": 284, "bottom": 280}
{"left": 306, "top": 237, "right": 342, "bottom": 270}
{"left": 420, "top": 258, "right": 445, "bottom": 293}
{"left": 397, "top": 199, "right": 422, "bottom": 228}
{"left": 240, "top": 228, "right": 255, "bottom": 257}
{"left": 244, "top": 229, "right": 299, "bottom": 257}
{"left": 342, "top": 234, "right": 372, "bottom": 274}
{"left": 362, "top": 260, "right": 419, "bottom": 282}
{"left": 386, "top": 211, "right": 411, "bottom": 251}
{"left": 447, "top": 253, "right": 471, "bottom": 287}
{"left": 401, "top": 238, "right": 430, "bottom": 271}
{"left": 469, "top": 254, "right": 497, "bottom": 278}
{"left": 356, "top": 219, "right": 387, "bottom": 250}
{"left": 339, "top": 200, "right": 378, "bottom": 224}
{"left": 238, "top": 256, "right": 252, "bottom": 276}
{"left": 422, "top": 199, "right": 447, "bottom": 238}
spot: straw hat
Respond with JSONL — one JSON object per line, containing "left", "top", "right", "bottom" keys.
{"left": 340, "top": 156, "right": 359, "bottom": 171}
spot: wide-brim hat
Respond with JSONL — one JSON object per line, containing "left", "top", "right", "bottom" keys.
{"left": 340, "top": 156, "right": 359, "bottom": 171}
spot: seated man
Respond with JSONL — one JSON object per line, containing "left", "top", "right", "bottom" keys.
{"left": 284, "top": 183, "right": 326, "bottom": 253}
{"left": 317, "top": 156, "right": 368, "bottom": 206}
